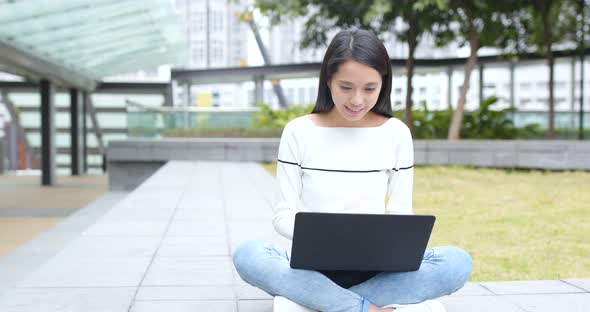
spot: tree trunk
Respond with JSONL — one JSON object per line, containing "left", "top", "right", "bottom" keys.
{"left": 404, "top": 20, "right": 417, "bottom": 132}
{"left": 542, "top": 7, "right": 555, "bottom": 139}
{"left": 448, "top": 26, "right": 479, "bottom": 140}
{"left": 547, "top": 48, "right": 555, "bottom": 139}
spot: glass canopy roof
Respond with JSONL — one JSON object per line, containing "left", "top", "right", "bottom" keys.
{"left": 0, "top": 0, "right": 188, "bottom": 89}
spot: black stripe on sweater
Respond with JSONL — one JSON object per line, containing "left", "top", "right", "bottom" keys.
{"left": 277, "top": 159, "right": 413, "bottom": 173}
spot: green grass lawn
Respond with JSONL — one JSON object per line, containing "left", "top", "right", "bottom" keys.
{"left": 260, "top": 162, "right": 590, "bottom": 282}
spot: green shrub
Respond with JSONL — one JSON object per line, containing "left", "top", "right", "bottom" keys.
{"left": 461, "top": 96, "right": 518, "bottom": 139}
{"left": 253, "top": 102, "right": 314, "bottom": 129}
{"left": 401, "top": 101, "right": 452, "bottom": 139}
{"left": 399, "top": 96, "right": 522, "bottom": 139}
{"left": 160, "top": 98, "right": 589, "bottom": 140}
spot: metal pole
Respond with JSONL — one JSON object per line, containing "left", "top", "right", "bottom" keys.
{"left": 580, "top": 0, "right": 586, "bottom": 140}
{"left": 509, "top": 61, "right": 515, "bottom": 121}
{"left": 0, "top": 133, "right": 4, "bottom": 174}
{"left": 82, "top": 91, "right": 88, "bottom": 173}
{"left": 254, "top": 75, "right": 264, "bottom": 105}
{"left": 40, "top": 79, "right": 56, "bottom": 185}
{"left": 70, "top": 88, "right": 82, "bottom": 175}
{"left": 571, "top": 57, "right": 576, "bottom": 131}
{"left": 185, "top": 82, "right": 191, "bottom": 107}
{"left": 206, "top": 0, "right": 210, "bottom": 68}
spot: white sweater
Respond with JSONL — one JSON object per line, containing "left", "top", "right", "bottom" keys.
{"left": 273, "top": 115, "right": 414, "bottom": 240}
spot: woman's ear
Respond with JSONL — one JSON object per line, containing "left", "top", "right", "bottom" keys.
{"left": 327, "top": 79, "right": 331, "bottom": 89}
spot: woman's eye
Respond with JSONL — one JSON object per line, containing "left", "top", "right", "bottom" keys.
{"left": 365, "top": 88, "right": 376, "bottom": 92}
{"left": 340, "top": 86, "right": 352, "bottom": 90}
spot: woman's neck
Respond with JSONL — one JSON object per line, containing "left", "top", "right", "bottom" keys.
{"left": 315, "top": 110, "right": 387, "bottom": 128}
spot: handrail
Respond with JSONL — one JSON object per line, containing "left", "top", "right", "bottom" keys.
{"left": 125, "top": 99, "right": 261, "bottom": 113}
{"left": 87, "top": 95, "right": 105, "bottom": 156}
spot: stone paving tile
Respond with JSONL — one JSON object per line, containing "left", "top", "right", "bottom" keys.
{"left": 130, "top": 300, "right": 236, "bottom": 312}
{"left": 142, "top": 256, "right": 234, "bottom": 286}
{"left": 166, "top": 220, "right": 227, "bottom": 237}
{"left": 235, "top": 284, "right": 273, "bottom": 300}
{"left": 504, "top": 293, "right": 590, "bottom": 312}
{"left": 55, "top": 236, "right": 161, "bottom": 259}
{"left": 121, "top": 191, "right": 185, "bottom": 205}
{"left": 449, "top": 282, "right": 495, "bottom": 296}
{"left": 111, "top": 200, "right": 180, "bottom": 212}
{"left": 18, "top": 257, "right": 152, "bottom": 288}
{"left": 238, "top": 299, "right": 273, "bottom": 312}
{"left": 438, "top": 295, "right": 527, "bottom": 312}
{"left": 225, "top": 204, "right": 273, "bottom": 220}
{"left": 82, "top": 221, "right": 169, "bottom": 237}
{"left": 243, "top": 163, "right": 276, "bottom": 202}
{"left": 175, "top": 195, "right": 224, "bottom": 213}
{"left": 173, "top": 207, "right": 225, "bottom": 219}
{"left": 0, "top": 287, "right": 135, "bottom": 312}
{"left": 100, "top": 206, "right": 176, "bottom": 222}
{"left": 135, "top": 285, "right": 236, "bottom": 301}
{"left": 563, "top": 278, "right": 590, "bottom": 292}
{"left": 227, "top": 221, "right": 292, "bottom": 254}
{"left": 480, "top": 280, "right": 585, "bottom": 295}
{"left": 233, "top": 267, "right": 251, "bottom": 287}
{"left": 156, "top": 235, "right": 230, "bottom": 257}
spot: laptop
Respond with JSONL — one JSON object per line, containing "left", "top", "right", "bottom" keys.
{"left": 289, "top": 212, "right": 436, "bottom": 272}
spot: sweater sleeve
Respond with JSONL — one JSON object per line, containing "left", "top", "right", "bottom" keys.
{"left": 386, "top": 121, "right": 414, "bottom": 215}
{"left": 272, "top": 122, "right": 303, "bottom": 240}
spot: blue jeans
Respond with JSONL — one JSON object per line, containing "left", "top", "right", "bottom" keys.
{"left": 233, "top": 240, "right": 472, "bottom": 312}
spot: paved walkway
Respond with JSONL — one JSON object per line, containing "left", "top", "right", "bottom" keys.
{"left": 0, "top": 161, "right": 588, "bottom": 311}
{"left": 0, "top": 174, "right": 108, "bottom": 257}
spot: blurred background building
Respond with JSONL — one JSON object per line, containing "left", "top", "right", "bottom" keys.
{"left": 0, "top": 0, "right": 588, "bottom": 176}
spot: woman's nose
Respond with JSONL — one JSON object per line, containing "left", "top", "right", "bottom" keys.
{"left": 350, "top": 92, "right": 363, "bottom": 106}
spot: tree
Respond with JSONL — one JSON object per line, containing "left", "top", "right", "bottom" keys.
{"left": 371, "top": 1, "right": 444, "bottom": 130}
{"left": 425, "top": 0, "right": 526, "bottom": 140}
{"left": 256, "top": 0, "right": 443, "bottom": 131}
{"left": 255, "top": 0, "right": 378, "bottom": 48}
{"left": 573, "top": 0, "right": 589, "bottom": 140}
{"left": 526, "top": 0, "right": 579, "bottom": 139}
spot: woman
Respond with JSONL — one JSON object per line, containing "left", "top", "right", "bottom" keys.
{"left": 233, "top": 28, "right": 472, "bottom": 312}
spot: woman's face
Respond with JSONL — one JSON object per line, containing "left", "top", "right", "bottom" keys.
{"left": 328, "top": 60, "right": 383, "bottom": 123}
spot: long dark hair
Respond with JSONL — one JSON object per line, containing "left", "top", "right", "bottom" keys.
{"left": 312, "top": 28, "right": 393, "bottom": 117}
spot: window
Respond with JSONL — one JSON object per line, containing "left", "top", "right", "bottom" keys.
{"left": 309, "top": 87, "right": 317, "bottom": 100}
{"left": 210, "top": 40, "right": 223, "bottom": 62}
{"left": 210, "top": 11, "right": 223, "bottom": 32}
{"left": 519, "top": 82, "right": 531, "bottom": 90}
{"left": 520, "top": 98, "right": 531, "bottom": 105}
{"left": 194, "top": 12, "right": 205, "bottom": 32}
{"left": 299, "top": 88, "right": 306, "bottom": 105}
{"left": 536, "top": 81, "right": 547, "bottom": 89}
